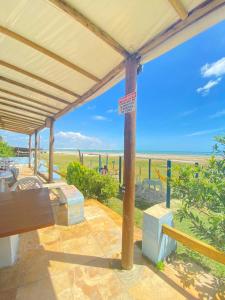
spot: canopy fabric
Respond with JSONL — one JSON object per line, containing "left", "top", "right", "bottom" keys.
{"left": 0, "top": 0, "right": 225, "bottom": 134}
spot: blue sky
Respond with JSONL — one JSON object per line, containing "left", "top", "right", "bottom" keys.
{"left": 1, "top": 20, "right": 225, "bottom": 153}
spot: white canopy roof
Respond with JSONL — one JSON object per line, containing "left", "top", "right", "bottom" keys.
{"left": 0, "top": 0, "right": 225, "bottom": 134}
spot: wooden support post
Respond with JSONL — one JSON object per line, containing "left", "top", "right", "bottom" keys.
{"left": 121, "top": 55, "right": 139, "bottom": 270}
{"left": 106, "top": 154, "right": 109, "bottom": 168}
{"left": 34, "top": 130, "right": 38, "bottom": 175}
{"left": 98, "top": 154, "right": 102, "bottom": 173}
{"left": 194, "top": 162, "right": 199, "bottom": 178}
{"left": 49, "top": 118, "right": 54, "bottom": 183}
{"left": 166, "top": 160, "right": 172, "bottom": 208}
{"left": 148, "top": 159, "right": 151, "bottom": 180}
{"left": 119, "top": 156, "right": 122, "bottom": 185}
{"left": 28, "top": 134, "right": 32, "bottom": 168}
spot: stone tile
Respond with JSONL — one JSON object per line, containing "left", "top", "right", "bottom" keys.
{"left": 16, "top": 247, "right": 50, "bottom": 286}
{"left": 70, "top": 264, "right": 128, "bottom": 300}
{"left": 62, "top": 234, "right": 104, "bottom": 260}
{"left": 0, "top": 263, "right": 22, "bottom": 291}
{"left": 37, "top": 226, "right": 61, "bottom": 246}
{"left": 59, "top": 222, "right": 91, "bottom": 242}
{"left": 18, "top": 231, "right": 42, "bottom": 256}
{"left": 0, "top": 288, "right": 17, "bottom": 300}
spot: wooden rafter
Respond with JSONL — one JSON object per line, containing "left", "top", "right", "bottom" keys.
{"left": 0, "top": 60, "right": 80, "bottom": 98}
{"left": 0, "top": 108, "right": 45, "bottom": 122}
{"left": 0, "top": 124, "right": 32, "bottom": 134}
{"left": 0, "top": 76, "right": 70, "bottom": 105}
{"left": 0, "top": 118, "right": 40, "bottom": 128}
{"left": 0, "top": 87, "right": 59, "bottom": 110}
{"left": 1, "top": 121, "right": 36, "bottom": 130}
{"left": 0, "top": 96, "right": 57, "bottom": 114}
{"left": 0, "top": 26, "right": 100, "bottom": 82}
{"left": 0, "top": 128, "right": 32, "bottom": 135}
{"left": 168, "top": 0, "right": 188, "bottom": 20}
{"left": 48, "top": 0, "right": 129, "bottom": 58}
{"left": 0, "top": 113, "right": 44, "bottom": 126}
{"left": 0, "top": 122, "right": 33, "bottom": 132}
{"left": 0, "top": 100, "right": 52, "bottom": 117}
{"left": 54, "top": 60, "right": 125, "bottom": 119}
{"left": 138, "top": 0, "right": 225, "bottom": 57}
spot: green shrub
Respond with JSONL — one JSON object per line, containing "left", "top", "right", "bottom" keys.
{"left": 66, "top": 162, "right": 118, "bottom": 201}
{"left": 0, "top": 141, "right": 14, "bottom": 157}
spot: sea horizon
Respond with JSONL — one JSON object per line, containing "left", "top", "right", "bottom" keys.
{"left": 42, "top": 148, "right": 213, "bottom": 157}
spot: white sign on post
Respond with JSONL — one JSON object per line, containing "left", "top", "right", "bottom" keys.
{"left": 118, "top": 91, "right": 136, "bottom": 114}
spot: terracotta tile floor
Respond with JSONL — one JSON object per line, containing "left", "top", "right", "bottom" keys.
{"left": 0, "top": 166, "right": 223, "bottom": 300}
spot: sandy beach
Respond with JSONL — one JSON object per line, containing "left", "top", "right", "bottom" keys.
{"left": 53, "top": 150, "right": 210, "bottom": 164}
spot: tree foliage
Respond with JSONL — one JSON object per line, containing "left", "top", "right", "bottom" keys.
{"left": 0, "top": 140, "right": 14, "bottom": 157}
{"left": 172, "top": 136, "right": 225, "bottom": 251}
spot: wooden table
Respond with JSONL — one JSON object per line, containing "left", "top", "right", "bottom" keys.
{"left": 0, "top": 188, "right": 54, "bottom": 267}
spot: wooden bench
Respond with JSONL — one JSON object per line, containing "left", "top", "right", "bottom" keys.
{"left": 44, "top": 182, "right": 84, "bottom": 225}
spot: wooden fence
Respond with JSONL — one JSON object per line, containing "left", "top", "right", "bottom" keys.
{"left": 162, "top": 224, "right": 225, "bottom": 265}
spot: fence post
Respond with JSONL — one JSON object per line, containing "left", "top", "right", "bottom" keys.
{"left": 106, "top": 155, "right": 109, "bottom": 168}
{"left": 148, "top": 159, "right": 151, "bottom": 180}
{"left": 194, "top": 162, "right": 199, "bottom": 178}
{"left": 166, "top": 160, "right": 171, "bottom": 208}
{"left": 99, "top": 154, "right": 102, "bottom": 173}
{"left": 119, "top": 156, "right": 122, "bottom": 185}
{"left": 81, "top": 153, "right": 84, "bottom": 165}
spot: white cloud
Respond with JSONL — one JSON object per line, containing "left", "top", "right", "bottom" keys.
{"left": 196, "top": 78, "right": 221, "bottom": 95}
{"left": 179, "top": 109, "right": 197, "bottom": 117}
{"left": 92, "top": 115, "right": 108, "bottom": 121}
{"left": 209, "top": 109, "right": 225, "bottom": 119}
{"left": 55, "top": 131, "right": 103, "bottom": 149}
{"left": 201, "top": 57, "right": 225, "bottom": 78}
{"left": 106, "top": 108, "right": 117, "bottom": 114}
{"left": 0, "top": 130, "right": 29, "bottom": 146}
{"left": 87, "top": 105, "right": 96, "bottom": 110}
{"left": 186, "top": 127, "right": 224, "bottom": 137}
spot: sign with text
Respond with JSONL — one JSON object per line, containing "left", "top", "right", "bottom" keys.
{"left": 118, "top": 91, "right": 136, "bottom": 114}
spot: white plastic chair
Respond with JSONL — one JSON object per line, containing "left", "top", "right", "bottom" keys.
{"left": 10, "top": 176, "right": 43, "bottom": 192}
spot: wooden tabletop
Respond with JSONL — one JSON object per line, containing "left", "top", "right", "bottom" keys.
{"left": 0, "top": 188, "right": 54, "bottom": 238}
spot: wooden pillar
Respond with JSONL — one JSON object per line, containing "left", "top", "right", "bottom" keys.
{"left": 34, "top": 130, "right": 38, "bottom": 175}
{"left": 121, "top": 55, "right": 139, "bottom": 270}
{"left": 28, "top": 134, "right": 32, "bottom": 168}
{"left": 49, "top": 118, "right": 54, "bottom": 183}
{"left": 148, "top": 159, "right": 151, "bottom": 180}
{"left": 166, "top": 160, "right": 172, "bottom": 208}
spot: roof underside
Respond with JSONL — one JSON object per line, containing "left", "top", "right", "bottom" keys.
{"left": 0, "top": 0, "right": 225, "bottom": 135}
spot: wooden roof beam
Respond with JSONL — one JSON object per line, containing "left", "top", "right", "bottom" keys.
{"left": 168, "top": 0, "right": 188, "bottom": 20}
{"left": 0, "top": 115, "right": 42, "bottom": 127}
{"left": 0, "top": 114, "right": 44, "bottom": 126}
{"left": 1, "top": 119, "right": 39, "bottom": 129}
{"left": 0, "top": 108, "right": 45, "bottom": 122}
{"left": 138, "top": 0, "right": 225, "bottom": 57}
{"left": 0, "top": 76, "right": 70, "bottom": 105}
{"left": 0, "top": 125, "right": 32, "bottom": 134}
{"left": 0, "top": 60, "right": 80, "bottom": 98}
{"left": 54, "top": 60, "right": 125, "bottom": 119}
{"left": 48, "top": 0, "right": 129, "bottom": 58}
{"left": 0, "top": 100, "right": 53, "bottom": 118}
{"left": 1, "top": 121, "right": 36, "bottom": 130}
{"left": 0, "top": 96, "right": 58, "bottom": 114}
{"left": 0, "top": 87, "right": 59, "bottom": 111}
{"left": 0, "top": 26, "right": 100, "bottom": 82}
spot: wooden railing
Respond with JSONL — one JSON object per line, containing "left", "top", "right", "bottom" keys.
{"left": 37, "top": 163, "right": 66, "bottom": 182}
{"left": 162, "top": 224, "right": 225, "bottom": 265}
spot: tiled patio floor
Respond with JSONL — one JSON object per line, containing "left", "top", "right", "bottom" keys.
{"left": 0, "top": 166, "right": 223, "bottom": 299}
